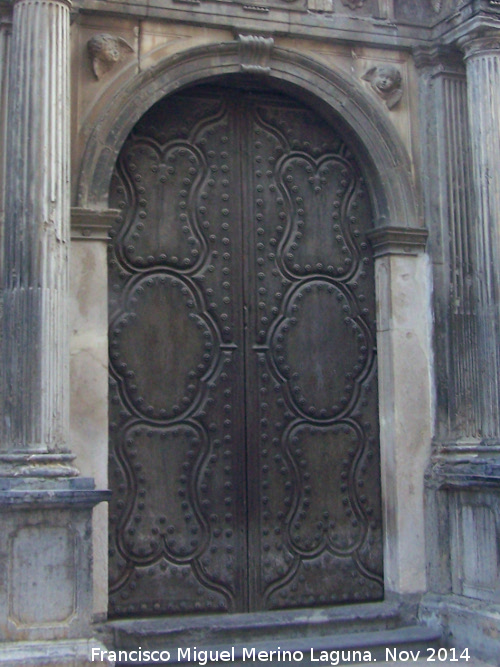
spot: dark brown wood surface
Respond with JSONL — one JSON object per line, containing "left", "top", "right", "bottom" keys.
{"left": 107, "top": 85, "right": 383, "bottom": 617}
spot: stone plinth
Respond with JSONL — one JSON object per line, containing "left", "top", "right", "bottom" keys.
{"left": 0, "top": 478, "right": 111, "bottom": 665}
{"left": 0, "top": 478, "right": 108, "bottom": 641}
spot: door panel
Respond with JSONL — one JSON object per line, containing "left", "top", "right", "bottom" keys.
{"left": 108, "top": 86, "right": 383, "bottom": 618}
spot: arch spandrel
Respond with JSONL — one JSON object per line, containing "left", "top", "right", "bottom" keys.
{"left": 76, "top": 41, "right": 419, "bottom": 231}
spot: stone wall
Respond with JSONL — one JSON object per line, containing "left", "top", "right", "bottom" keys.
{"left": 0, "top": 0, "right": 499, "bottom": 664}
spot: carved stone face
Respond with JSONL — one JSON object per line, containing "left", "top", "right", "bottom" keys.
{"left": 87, "top": 33, "right": 134, "bottom": 79}
{"left": 372, "top": 66, "right": 400, "bottom": 93}
{"left": 361, "top": 64, "right": 403, "bottom": 110}
{"left": 89, "top": 35, "right": 120, "bottom": 63}
{"left": 99, "top": 39, "right": 120, "bottom": 63}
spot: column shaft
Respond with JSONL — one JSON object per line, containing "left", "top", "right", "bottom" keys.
{"left": 415, "top": 47, "right": 480, "bottom": 442}
{"left": 1, "top": 0, "right": 72, "bottom": 462}
{"left": 0, "top": 9, "right": 107, "bottom": 655}
{"left": 462, "top": 35, "right": 500, "bottom": 439}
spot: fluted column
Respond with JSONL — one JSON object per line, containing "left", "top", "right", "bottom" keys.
{"left": 414, "top": 46, "right": 479, "bottom": 444}
{"left": 0, "top": 0, "right": 77, "bottom": 476}
{"left": 0, "top": 4, "right": 110, "bottom": 653}
{"left": 0, "top": 15, "right": 11, "bottom": 284}
{"left": 459, "top": 30, "right": 500, "bottom": 441}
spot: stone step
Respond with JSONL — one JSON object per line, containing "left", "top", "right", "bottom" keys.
{"left": 113, "top": 625, "right": 441, "bottom": 666}
{"left": 108, "top": 601, "right": 404, "bottom": 652}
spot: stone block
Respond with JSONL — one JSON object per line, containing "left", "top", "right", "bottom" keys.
{"left": 0, "top": 478, "right": 109, "bottom": 643}
{"left": 420, "top": 594, "right": 500, "bottom": 667}
{"left": 450, "top": 492, "right": 500, "bottom": 602}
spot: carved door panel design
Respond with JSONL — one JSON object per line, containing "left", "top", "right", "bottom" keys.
{"left": 108, "top": 86, "right": 383, "bottom": 618}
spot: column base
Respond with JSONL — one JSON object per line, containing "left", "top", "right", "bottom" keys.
{"left": 0, "top": 451, "right": 80, "bottom": 477}
{"left": 0, "top": 638, "right": 114, "bottom": 666}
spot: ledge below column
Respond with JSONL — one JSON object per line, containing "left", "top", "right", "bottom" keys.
{"left": 0, "top": 638, "right": 113, "bottom": 667}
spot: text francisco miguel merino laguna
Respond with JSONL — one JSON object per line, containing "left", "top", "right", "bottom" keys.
{"left": 92, "top": 646, "right": 442, "bottom": 664}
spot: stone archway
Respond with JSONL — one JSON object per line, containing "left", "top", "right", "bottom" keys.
{"left": 76, "top": 41, "right": 418, "bottom": 230}
{"left": 75, "top": 40, "right": 432, "bottom": 614}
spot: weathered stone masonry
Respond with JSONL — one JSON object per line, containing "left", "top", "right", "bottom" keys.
{"left": 0, "top": 0, "right": 499, "bottom": 665}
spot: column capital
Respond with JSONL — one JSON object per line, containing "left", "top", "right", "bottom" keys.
{"left": 12, "top": 0, "right": 72, "bottom": 8}
{"left": 457, "top": 28, "right": 500, "bottom": 59}
{"left": 413, "top": 44, "right": 465, "bottom": 76}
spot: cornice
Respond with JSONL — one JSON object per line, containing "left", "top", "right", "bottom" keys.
{"left": 413, "top": 44, "right": 465, "bottom": 74}
{"left": 74, "top": 1, "right": 430, "bottom": 51}
{"left": 367, "top": 226, "right": 428, "bottom": 258}
{"left": 71, "top": 207, "right": 119, "bottom": 240}
{"left": 437, "top": 10, "right": 500, "bottom": 48}
{"left": 70, "top": 0, "right": 500, "bottom": 54}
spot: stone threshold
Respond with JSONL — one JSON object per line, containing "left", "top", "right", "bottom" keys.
{"left": 106, "top": 600, "right": 407, "bottom": 651}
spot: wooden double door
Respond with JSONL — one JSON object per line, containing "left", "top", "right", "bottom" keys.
{"left": 107, "top": 84, "right": 383, "bottom": 617}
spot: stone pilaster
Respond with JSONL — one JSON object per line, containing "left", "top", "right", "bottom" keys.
{"left": 368, "top": 226, "right": 432, "bottom": 596}
{"left": 0, "top": 0, "right": 75, "bottom": 475}
{"left": 413, "top": 46, "right": 476, "bottom": 598}
{"left": 459, "top": 29, "right": 500, "bottom": 441}
{"left": 414, "top": 46, "right": 479, "bottom": 445}
{"left": 418, "top": 31, "right": 500, "bottom": 665}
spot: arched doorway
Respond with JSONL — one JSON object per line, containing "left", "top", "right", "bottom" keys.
{"left": 107, "top": 82, "right": 383, "bottom": 618}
